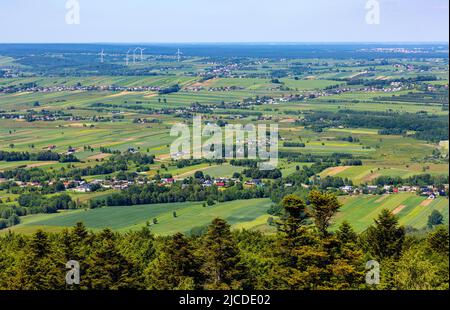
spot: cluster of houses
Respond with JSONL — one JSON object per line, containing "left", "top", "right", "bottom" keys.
{"left": 159, "top": 177, "right": 264, "bottom": 189}
{"left": 203, "top": 63, "right": 241, "bottom": 77}
{"left": 3, "top": 172, "right": 447, "bottom": 202}
{"left": 0, "top": 84, "right": 165, "bottom": 95}
{"left": 64, "top": 176, "right": 266, "bottom": 193}
{"left": 339, "top": 184, "right": 448, "bottom": 199}
{"left": 64, "top": 179, "right": 137, "bottom": 192}
{"left": 0, "top": 112, "right": 107, "bottom": 123}
{"left": 185, "top": 86, "right": 245, "bottom": 92}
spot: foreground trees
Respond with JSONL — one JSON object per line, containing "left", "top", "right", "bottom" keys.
{"left": 0, "top": 192, "right": 447, "bottom": 290}
{"left": 363, "top": 209, "right": 405, "bottom": 261}
{"left": 145, "top": 233, "right": 199, "bottom": 289}
{"left": 272, "top": 192, "right": 364, "bottom": 289}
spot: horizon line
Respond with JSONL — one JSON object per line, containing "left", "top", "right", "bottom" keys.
{"left": 0, "top": 41, "right": 449, "bottom": 45}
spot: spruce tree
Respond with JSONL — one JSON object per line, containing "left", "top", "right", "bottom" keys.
{"left": 336, "top": 221, "right": 358, "bottom": 245}
{"left": 200, "top": 218, "right": 247, "bottom": 289}
{"left": 145, "top": 232, "right": 198, "bottom": 289}
{"left": 14, "top": 230, "right": 64, "bottom": 289}
{"left": 364, "top": 209, "right": 405, "bottom": 261}
{"left": 278, "top": 194, "right": 308, "bottom": 241}
{"left": 427, "top": 210, "right": 444, "bottom": 228}
{"left": 308, "top": 190, "right": 341, "bottom": 236}
{"left": 84, "top": 229, "right": 142, "bottom": 289}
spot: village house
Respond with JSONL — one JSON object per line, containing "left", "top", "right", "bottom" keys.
{"left": 161, "top": 178, "right": 175, "bottom": 185}
{"left": 340, "top": 185, "right": 353, "bottom": 193}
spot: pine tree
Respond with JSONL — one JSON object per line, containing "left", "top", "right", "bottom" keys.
{"left": 364, "top": 209, "right": 405, "bottom": 261}
{"left": 336, "top": 221, "right": 358, "bottom": 245}
{"left": 84, "top": 229, "right": 142, "bottom": 289}
{"left": 13, "top": 230, "right": 64, "bottom": 289}
{"left": 278, "top": 194, "right": 308, "bottom": 241}
{"left": 200, "top": 218, "right": 247, "bottom": 289}
{"left": 145, "top": 232, "right": 199, "bottom": 289}
{"left": 308, "top": 190, "right": 341, "bottom": 236}
{"left": 427, "top": 225, "right": 449, "bottom": 256}
{"left": 275, "top": 194, "right": 309, "bottom": 269}
{"left": 427, "top": 210, "right": 444, "bottom": 228}
{"left": 119, "top": 227, "right": 155, "bottom": 270}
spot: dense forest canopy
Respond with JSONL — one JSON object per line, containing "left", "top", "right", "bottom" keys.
{"left": 0, "top": 191, "right": 448, "bottom": 290}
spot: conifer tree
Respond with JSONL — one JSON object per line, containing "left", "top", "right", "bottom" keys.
{"left": 364, "top": 209, "right": 405, "bottom": 261}
{"left": 308, "top": 190, "right": 341, "bottom": 236}
{"left": 200, "top": 218, "right": 247, "bottom": 289}
{"left": 426, "top": 225, "right": 449, "bottom": 256}
{"left": 84, "top": 229, "right": 142, "bottom": 289}
{"left": 145, "top": 232, "right": 199, "bottom": 289}
{"left": 336, "top": 221, "right": 358, "bottom": 245}
{"left": 119, "top": 227, "right": 155, "bottom": 270}
{"left": 278, "top": 194, "right": 308, "bottom": 241}
{"left": 13, "top": 230, "right": 64, "bottom": 289}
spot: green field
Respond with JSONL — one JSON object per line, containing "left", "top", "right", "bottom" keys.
{"left": 7, "top": 193, "right": 448, "bottom": 236}
{"left": 6, "top": 198, "right": 273, "bottom": 235}
{"left": 0, "top": 49, "right": 448, "bottom": 238}
{"left": 334, "top": 194, "right": 449, "bottom": 232}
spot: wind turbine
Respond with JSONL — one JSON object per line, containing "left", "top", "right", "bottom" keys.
{"left": 140, "top": 48, "right": 146, "bottom": 61}
{"left": 99, "top": 49, "right": 105, "bottom": 63}
{"left": 133, "top": 47, "right": 141, "bottom": 64}
{"left": 176, "top": 48, "right": 183, "bottom": 62}
{"left": 125, "top": 49, "right": 132, "bottom": 66}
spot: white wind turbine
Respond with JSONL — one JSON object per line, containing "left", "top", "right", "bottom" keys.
{"left": 133, "top": 47, "right": 141, "bottom": 63}
{"left": 140, "top": 48, "right": 146, "bottom": 61}
{"left": 176, "top": 48, "right": 183, "bottom": 62}
{"left": 125, "top": 49, "right": 132, "bottom": 66}
{"left": 99, "top": 49, "right": 105, "bottom": 63}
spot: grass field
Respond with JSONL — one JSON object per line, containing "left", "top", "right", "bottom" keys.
{"left": 333, "top": 194, "right": 449, "bottom": 232}
{"left": 5, "top": 198, "right": 273, "bottom": 235}
{"left": 0, "top": 52, "right": 448, "bottom": 239}
{"left": 6, "top": 193, "right": 447, "bottom": 236}
{"left": 320, "top": 163, "right": 449, "bottom": 185}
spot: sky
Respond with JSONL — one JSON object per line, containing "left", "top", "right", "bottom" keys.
{"left": 0, "top": 0, "right": 448, "bottom": 43}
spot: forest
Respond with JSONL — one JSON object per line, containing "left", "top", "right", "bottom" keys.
{"left": 0, "top": 191, "right": 447, "bottom": 290}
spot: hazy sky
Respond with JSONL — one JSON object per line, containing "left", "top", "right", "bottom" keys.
{"left": 0, "top": 0, "right": 448, "bottom": 43}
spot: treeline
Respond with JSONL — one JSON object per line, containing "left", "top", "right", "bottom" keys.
{"left": 343, "top": 159, "right": 363, "bottom": 166}
{"left": 374, "top": 90, "right": 448, "bottom": 105}
{"left": 17, "top": 193, "right": 75, "bottom": 214}
{"left": 174, "top": 158, "right": 224, "bottom": 169}
{"left": 89, "top": 182, "right": 268, "bottom": 208}
{"left": 0, "top": 150, "right": 79, "bottom": 163}
{"left": 0, "top": 191, "right": 447, "bottom": 290}
{"left": 279, "top": 152, "right": 354, "bottom": 163}
{"left": 0, "top": 194, "right": 75, "bottom": 229}
{"left": 158, "top": 84, "right": 181, "bottom": 95}
{"left": 0, "top": 152, "right": 155, "bottom": 183}
{"left": 347, "top": 75, "right": 437, "bottom": 87}
{"left": 314, "top": 176, "right": 353, "bottom": 190}
{"left": 280, "top": 162, "right": 338, "bottom": 188}
{"left": 373, "top": 174, "right": 449, "bottom": 187}
{"left": 283, "top": 142, "right": 306, "bottom": 147}
{"left": 230, "top": 159, "right": 260, "bottom": 168}
{"left": 298, "top": 110, "right": 449, "bottom": 142}
{"left": 0, "top": 167, "right": 53, "bottom": 183}
{"left": 242, "top": 168, "right": 282, "bottom": 179}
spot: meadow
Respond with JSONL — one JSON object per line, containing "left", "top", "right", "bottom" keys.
{"left": 0, "top": 47, "right": 448, "bottom": 238}
{"left": 5, "top": 198, "right": 273, "bottom": 235}
{"left": 4, "top": 193, "right": 448, "bottom": 235}
{"left": 333, "top": 194, "right": 449, "bottom": 232}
